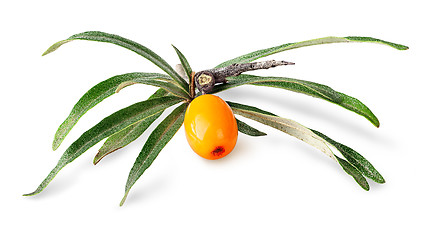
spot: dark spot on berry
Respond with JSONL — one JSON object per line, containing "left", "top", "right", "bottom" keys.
{"left": 211, "top": 146, "right": 225, "bottom": 156}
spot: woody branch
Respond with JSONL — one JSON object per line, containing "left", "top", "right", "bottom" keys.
{"left": 194, "top": 60, "right": 294, "bottom": 94}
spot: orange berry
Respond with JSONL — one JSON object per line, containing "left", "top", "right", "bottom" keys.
{"left": 184, "top": 94, "right": 238, "bottom": 160}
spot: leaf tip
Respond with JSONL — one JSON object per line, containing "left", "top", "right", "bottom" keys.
{"left": 52, "top": 142, "right": 59, "bottom": 151}
{"left": 42, "top": 39, "right": 74, "bottom": 56}
{"left": 345, "top": 36, "right": 409, "bottom": 51}
{"left": 399, "top": 45, "right": 409, "bottom": 50}
{"left": 93, "top": 151, "right": 107, "bottom": 165}
{"left": 23, "top": 189, "right": 39, "bottom": 197}
{"left": 42, "top": 47, "right": 56, "bottom": 57}
{"left": 375, "top": 174, "right": 386, "bottom": 184}
{"left": 115, "top": 81, "right": 136, "bottom": 93}
{"left": 119, "top": 191, "right": 130, "bottom": 206}
{"left": 93, "top": 156, "right": 100, "bottom": 165}
{"left": 172, "top": 44, "right": 181, "bottom": 55}
{"left": 371, "top": 115, "right": 380, "bottom": 128}
{"left": 52, "top": 130, "right": 65, "bottom": 151}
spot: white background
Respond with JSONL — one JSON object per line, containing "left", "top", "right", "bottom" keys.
{"left": 1, "top": 0, "right": 432, "bottom": 239}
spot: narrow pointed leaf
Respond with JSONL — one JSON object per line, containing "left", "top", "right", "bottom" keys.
{"left": 94, "top": 89, "right": 169, "bottom": 164}
{"left": 344, "top": 36, "right": 409, "bottom": 50}
{"left": 228, "top": 101, "right": 376, "bottom": 190}
{"left": 216, "top": 36, "right": 408, "bottom": 68}
{"left": 43, "top": 31, "right": 189, "bottom": 90}
{"left": 336, "top": 156, "right": 370, "bottom": 191}
{"left": 93, "top": 120, "right": 155, "bottom": 165}
{"left": 227, "top": 101, "right": 277, "bottom": 116}
{"left": 52, "top": 72, "right": 188, "bottom": 151}
{"left": 335, "top": 92, "right": 379, "bottom": 127}
{"left": 172, "top": 45, "right": 193, "bottom": 81}
{"left": 127, "top": 74, "right": 189, "bottom": 98}
{"left": 252, "top": 82, "right": 379, "bottom": 127}
{"left": 212, "top": 74, "right": 341, "bottom": 103}
{"left": 311, "top": 129, "right": 385, "bottom": 183}
{"left": 228, "top": 101, "right": 337, "bottom": 161}
{"left": 120, "top": 103, "right": 187, "bottom": 206}
{"left": 236, "top": 118, "right": 267, "bottom": 136}
{"left": 24, "top": 96, "right": 182, "bottom": 196}
{"left": 213, "top": 74, "right": 379, "bottom": 127}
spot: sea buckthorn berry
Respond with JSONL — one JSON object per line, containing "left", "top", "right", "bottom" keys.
{"left": 184, "top": 94, "right": 238, "bottom": 160}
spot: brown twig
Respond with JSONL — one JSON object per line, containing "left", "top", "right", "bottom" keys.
{"left": 194, "top": 60, "right": 294, "bottom": 94}
{"left": 189, "top": 71, "right": 196, "bottom": 99}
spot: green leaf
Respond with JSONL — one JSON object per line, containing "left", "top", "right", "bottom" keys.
{"left": 216, "top": 36, "right": 408, "bottom": 68}
{"left": 310, "top": 129, "right": 385, "bottom": 183}
{"left": 236, "top": 118, "right": 267, "bottom": 136}
{"left": 335, "top": 92, "right": 379, "bottom": 127}
{"left": 344, "top": 36, "right": 409, "bottom": 50}
{"left": 228, "top": 101, "right": 337, "bottom": 161}
{"left": 227, "top": 101, "right": 277, "bottom": 116}
{"left": 93, "top": 89, "right": 169, "bottom": 164}
{"left": 120, "top": 103, "right": 187, "bottom": 206}
{"left": 93, "top": 121, "right": 154, "bottom": 165}
{"left": 126, "top": 73, "right": 189, "bottom": 99}
{"left": 52, "top": 72, "right": 188, "bottom": 151}
{"left": 336, "top": 156, "right": 370, "bottom": 191}
{"left": 213, "top": 74, "right": 379, "bottom": 127}
{"left": 212, "top": 74, "right": 342, "bottom": 103}
{"left": 172, "top": 45, "right": 193, "bottom": 81}
{"left": 24, "top": 96, "right": 183, "bottom": 196}
{"left": 43, "top": 31, "right": 189, "bottom": 91}
{"left": 228, "top": 101, "right": 379, "bottom": 190}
